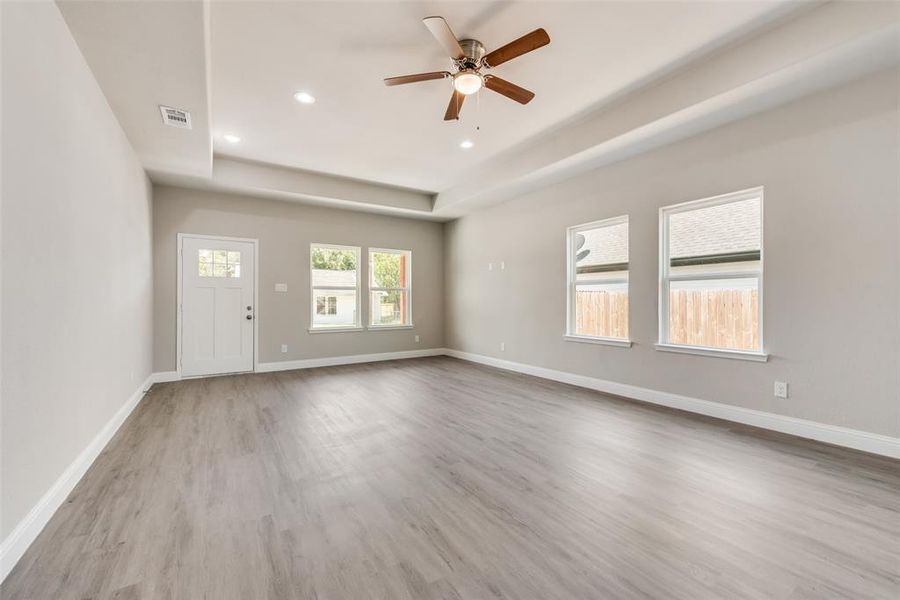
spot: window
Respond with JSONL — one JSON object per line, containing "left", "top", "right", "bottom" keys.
{"left": 198, "top": 249, "right": 240, "bottom": 278}
{"left": 316, "top": 295, "right": 337, "bottom": 315}
{"left": 566, "top": 216, "right": 629, "bottom": 344}
{"left": 659, "top": 187, "right": 764, "bottom": 358}
{"left": 368, "top": 248, "right": 411, "bottom": 327}
{"left": 310, "top": 244, "right": 360, "bottom": 330}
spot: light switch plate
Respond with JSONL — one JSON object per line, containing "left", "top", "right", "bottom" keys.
{"left": 275, "top": 283, "right": 288, "bottom": 292}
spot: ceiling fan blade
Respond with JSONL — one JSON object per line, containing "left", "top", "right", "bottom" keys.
{"left": 423, "top": 16, "right": 466, "bottom": 60}
{"left": 484, "top": 76, "right": 535, "bottom": 104}
{"left": 384, "top": 71, "right": 450, "bottom": 86}
{"left": 444, "top": 90, "right": 466, "bottom": 121}
{"left": 483, "top": 28, "right": 550, "bottom": 68}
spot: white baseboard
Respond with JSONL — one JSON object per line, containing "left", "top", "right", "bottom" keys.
{"left": 150, "top": 370, "right": 180, "bottom": 383}
{"left": 257, "top": 348, "right": 446, "bottom": 373}
{"left": 0, "top": 373, "right": 153, "bottom": 583}
{"left": 444, "top": 349, "right": 900, "bottom": 459}
{"left": 148, "top": 349, "right": 446, "bottom": 383}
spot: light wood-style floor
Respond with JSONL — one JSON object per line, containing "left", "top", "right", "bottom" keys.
{"left": 3, "top": 357, "right": 899, "bottom": 599}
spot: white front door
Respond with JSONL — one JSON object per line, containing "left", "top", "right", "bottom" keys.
{"left": 180, "top": 235, "right": 255, "bottom": 377}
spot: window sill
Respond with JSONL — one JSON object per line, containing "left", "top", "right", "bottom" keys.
{"left": 654, "top": 343, "right": 768, "bottom": 362}
{"left": 308, "top": 326, "right": 363, "bottom": 334}
{"left": 367, "top": 324, "right": 415, "bottom": 331}
{"left": 564, "top": 335, "right": 632, "bottom": 348}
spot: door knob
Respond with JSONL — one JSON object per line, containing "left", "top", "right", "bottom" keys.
{"left": 246, "top": 315, "right": 253, "bottom": 320}
{"left": 246, "top": 306, "right": 252, "bottom": 310}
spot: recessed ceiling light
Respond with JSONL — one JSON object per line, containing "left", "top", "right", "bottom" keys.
{"left": 224, "top": 133, "right": 241, "bottom": 144}
{"left": 460, "top": 139, "right": 474, "bottom": 149}
{"left": 293, "top": 91, "right": 316, "bottom": 104}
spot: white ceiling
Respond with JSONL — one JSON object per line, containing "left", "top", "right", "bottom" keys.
{"left": 62, "top": 1, "right": 897, "bottom": 218}
{"left": 208, "top": 1, "right": 793, "bottom": 192}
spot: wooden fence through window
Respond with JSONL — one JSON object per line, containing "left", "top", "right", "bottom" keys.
{"left": 575, "top": 289, "right": 759, "bottom": 350}
{"left": 574, "top": 291, "right": 629, "bottom": 339}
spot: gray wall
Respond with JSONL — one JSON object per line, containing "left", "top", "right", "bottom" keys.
{"left": 1, "top": 2, "right": 154, "bottom": 539}
{"left": 444, "top": 67, "right": 900, "bottom": 438}
{"left": 152, "top": 186, "right": 444, "bottom": 370}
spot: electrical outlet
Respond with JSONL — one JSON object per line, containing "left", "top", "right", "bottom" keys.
{"left": 488, "top": 262, "right": 493, "bottom": 271}
{"left": 500, "top": 342, "right": 505, "bottom": 352}
{"left": 274, "top": 283, "right": 288, "bottom": 292}
{"left": 414, "top": 335, "right": 420, "bottom": 343}
{"left": 281, "top": 344, "right": 288, "bottom": 353}
{"left": 500, "top": 261, "right": 505, "bottom": 270}
{"left": 774, "top": 381, "right": 788, "bottom": 398}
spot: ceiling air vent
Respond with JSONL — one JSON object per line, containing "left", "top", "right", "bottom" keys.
{"left": 159, "top": 105, "right": 192, "bottom": 129}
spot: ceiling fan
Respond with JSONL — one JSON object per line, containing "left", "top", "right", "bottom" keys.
{"left": 384, "top": 16, "right": 550, "bottom": 121}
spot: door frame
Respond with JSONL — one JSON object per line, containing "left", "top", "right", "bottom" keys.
{"left": 176, "top": 233, "right": 260, "bottom": 378}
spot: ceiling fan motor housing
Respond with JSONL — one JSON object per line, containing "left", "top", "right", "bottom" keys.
{"left": 458, "top": 39, "right": 486, "bottom": 69}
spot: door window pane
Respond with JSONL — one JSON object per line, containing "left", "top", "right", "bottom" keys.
{"left": 199, "top": 248, "right": 240, "bottom": 278}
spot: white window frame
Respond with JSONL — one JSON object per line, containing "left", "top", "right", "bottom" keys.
{"left": 565, "top": 215, "right": 632, "bottom": 348}
{"left": 656, "top": 187, "right": 767, "bottom": 362}
{"left": 367, "top": 247, "right": 413, "bottom": 330}
{"left": 309, "top": 243, "right": 362, "bottom": 333}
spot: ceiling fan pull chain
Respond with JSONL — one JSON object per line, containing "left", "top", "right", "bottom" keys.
{"left": 476, "top": 88, "right": 481, "bottom": 132}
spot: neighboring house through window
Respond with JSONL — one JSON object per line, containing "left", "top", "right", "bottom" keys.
{"left": 316, "top": 295, "right": 337, "bottom": 315}
{"left": 310, "top": 244, "right": 360, "bottom": 329}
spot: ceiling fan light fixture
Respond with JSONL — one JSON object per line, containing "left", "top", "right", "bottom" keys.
{"left": 453, "top": 70, "right": 483, "bottom": 95}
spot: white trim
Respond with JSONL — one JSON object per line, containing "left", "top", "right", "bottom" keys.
{"left": 444, "top": 349, "right": 900, "bottom": 459}
{"left": 150, "top": 370, "right": 181, "bottom": 383}
{"left": 564, "top": 334, "right": 632, "bottom": 348}
{"left": 0, "top": 374, "right": 154, "bottom": 582}
{"left": 655, "top": 343, "right": 768, "bottom": 362}
{"left": 660, "top": 186, "right": 764, "bottom": 213}
{"left": 658, "top": 187, "right": 764, "bottom": 354}
{"left": 308, "top": 326, "right": 364, "bottom": 334}
{"left": 177, "top": 233, "right": 259, "bottom": 377}
{"left": 257, "top": 348, "right": 445, "bottom": 372}
{"left": 367, "top": 324, "right": 415, "bottom": 331}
